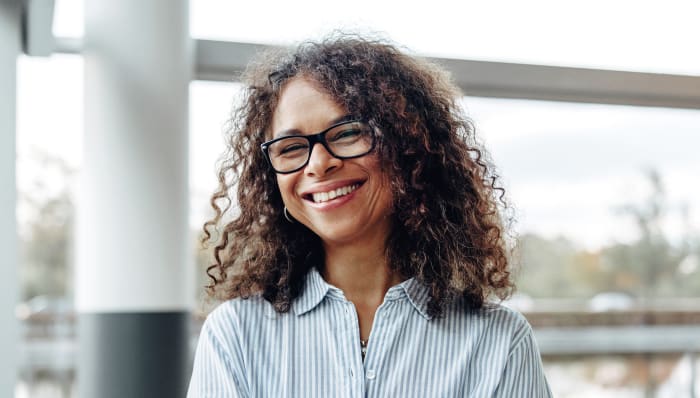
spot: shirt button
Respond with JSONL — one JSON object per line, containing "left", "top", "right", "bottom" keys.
{"left": 366, "top": 369, "right": 376, "bottom": 380}
{"left": 349, "top": 369, "right": 354, "bottom": 378}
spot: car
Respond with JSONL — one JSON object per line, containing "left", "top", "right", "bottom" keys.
{"left": 588, "top": 292, "right": 635, "bottom": 312}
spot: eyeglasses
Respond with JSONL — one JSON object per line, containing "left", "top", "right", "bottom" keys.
{"left": 261, "top": 119, "right": 376, "bottom": 174}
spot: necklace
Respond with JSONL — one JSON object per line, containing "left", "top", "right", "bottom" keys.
{"left": 360, "top": 339, "right": 368, "bottom": 361}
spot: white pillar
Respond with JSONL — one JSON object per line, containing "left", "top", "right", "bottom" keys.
{"left": 0, "top": 1, "right": 20, "bottom": 396}
{"left": 77, "top": 0, "right": 192, "bottom": 396}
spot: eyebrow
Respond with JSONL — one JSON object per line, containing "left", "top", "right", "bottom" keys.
{"left": 272, "top": 114, "right": 355, "bottom": 139}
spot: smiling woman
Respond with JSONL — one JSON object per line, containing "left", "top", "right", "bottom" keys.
{"left": 188, "top": 34, "right": 552, "bottom": 397}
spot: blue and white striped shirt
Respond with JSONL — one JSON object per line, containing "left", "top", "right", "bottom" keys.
{"left": 188, "top": 268, "right": 552, "bottom": 397}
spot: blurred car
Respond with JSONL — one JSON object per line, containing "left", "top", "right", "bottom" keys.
{"left": 588, "top": 292, "right": 635, "bottom": 312}
{"left": 15, "top": 295, "right": 73, "bottom": 320}
{"left": 15, "top": 296, "right": 75, "bottom": 339}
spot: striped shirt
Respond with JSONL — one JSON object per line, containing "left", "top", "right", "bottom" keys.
{"left": 187, "top": 268, "right": 552, "bottom": 397}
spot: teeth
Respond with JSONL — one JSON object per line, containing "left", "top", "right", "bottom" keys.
{"left": 312, "top": 184, "right": 359, "bottom": 203}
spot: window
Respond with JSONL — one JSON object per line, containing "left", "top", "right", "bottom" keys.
{"left": 190, "top": 0, "right": 700, "bottom": 75}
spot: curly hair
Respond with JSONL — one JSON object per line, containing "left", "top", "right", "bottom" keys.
{"left": 202, "top": 34, "right": 515, "bottom": 317}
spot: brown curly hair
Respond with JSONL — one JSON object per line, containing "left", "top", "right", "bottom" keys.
{"left": 202, "top": 34, "right": 515, "bottom": 317}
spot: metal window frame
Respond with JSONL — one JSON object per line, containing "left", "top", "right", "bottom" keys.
{"left": 55, "top": 37, "right": 700, "bottom": 110}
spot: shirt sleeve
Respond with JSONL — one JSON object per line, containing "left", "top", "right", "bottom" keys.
{"left": 492, "top": 325, "right": 553, "bottom": 398}
{"left": 187, "top": 308, "right": 249, "bottom": 398}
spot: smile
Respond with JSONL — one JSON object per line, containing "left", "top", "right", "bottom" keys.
{"left": 310, "top": 183, "right": 360, "bottom": 203}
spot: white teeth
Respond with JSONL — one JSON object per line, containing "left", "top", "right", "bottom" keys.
{"left": 311, "top": 184, "right": 359, "bottom": 203}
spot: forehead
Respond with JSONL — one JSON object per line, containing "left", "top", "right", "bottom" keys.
{"left": 270, "top": 77, "right": 347, "bottom": 138}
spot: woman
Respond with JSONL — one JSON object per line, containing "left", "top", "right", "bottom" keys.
{"left": 188, "top": 35, "right": 552, "bottom": 397}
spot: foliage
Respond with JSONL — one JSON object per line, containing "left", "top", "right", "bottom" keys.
{"left": 18, "top": 152, "right": 75, "bottom": 300}
{"left": 516, "top": 170, "right": 700, "bottom": 299}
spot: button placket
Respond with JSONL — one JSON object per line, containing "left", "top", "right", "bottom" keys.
{"left": 363, "top": 301, "right": 387, "bottom": 383}
{"left": 344, "top": 300, "right": 363, "bottom": 395}
{"left": 364, "top": 298, "right": 400, "bottom": 386}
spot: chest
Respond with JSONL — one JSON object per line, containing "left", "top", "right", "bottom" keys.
{"left": 238, "top": 300, "right": 512, "bottom": 397}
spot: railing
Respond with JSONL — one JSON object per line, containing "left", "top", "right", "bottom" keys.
{"left": 16, "top": 301, "right": 700, "bottom": 397}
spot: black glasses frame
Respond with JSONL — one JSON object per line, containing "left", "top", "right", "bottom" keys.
{"left": 260, "top": 119, "right": 376, "bottom": 174}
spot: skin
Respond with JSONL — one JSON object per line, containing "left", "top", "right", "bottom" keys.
{"left": 270, "top": 77, "right": 402, "bottom": 341}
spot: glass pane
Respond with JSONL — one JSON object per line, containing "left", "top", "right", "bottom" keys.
{"left": 191, "top": 0, "right": 700, "bottom": 75}
{"left": 189, "top": 80, "right": 242, "bottom": 303}
{"left": 53, "top": 0, "right": 83, "bottom": 38}
{"left": 56, "top": 1, "right": 700, "bottom": 74}
{"left": 464, "top": 97, "right": 700, "bottom": 251}
{"left": 189, "top": 80, "right": 242, "bottom": 229}
{"left": 16, "top": 54, "right": 82, "bottom": 398}
{"left": 16, "top": 54, "right": 83, "bottom": 293}
{"left": 464, "top": 97, "right": 700, "bottom": 302}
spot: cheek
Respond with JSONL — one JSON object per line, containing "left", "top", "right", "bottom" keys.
{"left": 361, "top": 153, "right": 384, "bottom": 175}
{"left": 365, "top": 157, "right": 392, "bottom": 191}
{"left": 379, "top": 181, "right": 394, "bottom": 212}
{"left": 367, "top": 165, "right": 394, "bottom": 210}
{"left": 275, "top": 174, "right": 296, "bottom": 203}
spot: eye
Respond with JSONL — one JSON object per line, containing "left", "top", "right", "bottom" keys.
{"left": 271, "top": 137, "right": 309, "bottom": 157}
{"left": 278, "top": 142, "right": 308, "bottom": 155}
{"left": 330, "top": 128, "right": 362, "bottom": 142}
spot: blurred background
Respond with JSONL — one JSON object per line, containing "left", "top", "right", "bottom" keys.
{"left": 4, "top": 0, "right": 700, "bottom": 397}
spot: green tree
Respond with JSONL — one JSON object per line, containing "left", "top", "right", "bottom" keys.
{"left": 515, "top": 233, "right": 596, "bottom": 298}
{"left": 516, "top": 169, "right": 700, "bottom": 299}
{"left": 18, "top": 152, "right": 75, "bottom": 300}
{"left": 604, "top": 169, "right": 694, "bottom": 298}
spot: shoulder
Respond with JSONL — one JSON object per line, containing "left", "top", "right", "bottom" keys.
{"left": 211, "top": 294, "right": 274, "bottom": 314}
{"left": 201, "top": 295, "right": 278, "bottom": 337}
{"left": 444, "top": 301, "right": 533, "bottom": 346}
{"left": 480, "top": 302, "right": 532, "bottom": 339}
{"left": 448, "top": 299, "right": 529, "bottom": 324}
{"left": 476, "top": 302, "right": 530, "bottom": 327}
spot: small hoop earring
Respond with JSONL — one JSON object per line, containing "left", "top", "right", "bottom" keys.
{"left": 283, "top": 207, "right": 294, "bottom": 223}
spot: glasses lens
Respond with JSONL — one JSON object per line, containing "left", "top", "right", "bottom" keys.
{"left": 325, "top": 122, "right": 374, "bottom": 157}
{"left": 267, "top": 136, "right": 310, "bottom": 172}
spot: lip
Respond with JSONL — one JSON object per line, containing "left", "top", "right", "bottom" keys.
{"left": 299, "top": 179, "right": 366, "bottom": 210}
{"left": 299, "top": 179, "right": 366, "bottom": 198}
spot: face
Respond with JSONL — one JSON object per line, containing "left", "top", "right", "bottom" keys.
{"left": 269, "top": 77, "right": 393, "bottom": 248}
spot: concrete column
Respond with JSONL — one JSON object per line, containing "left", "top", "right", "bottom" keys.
{"left": 77, "top": 0, "right": 192, "bottom": 397}
{"left": 0, "top": 1, "right": 20, "bottom": 396}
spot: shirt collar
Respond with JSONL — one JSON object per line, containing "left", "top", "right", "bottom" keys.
{"left": 292, "top": 268, "right": 331, "bottom": 316}
{"left": 391, "top": 277, "right": 432, "bottom": 320}
{"left": 292, "top": 268, "right": 433, "bottom": 320}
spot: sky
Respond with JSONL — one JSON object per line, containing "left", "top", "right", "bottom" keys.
{"left": 16, "top": 0, "right": 700, "bottom": 251}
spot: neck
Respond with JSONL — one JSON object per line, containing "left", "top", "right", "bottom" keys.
{"left": 321, "top": 239, "right": 402, "bottom": 305}
{"left": 320, "top": 234, "right": 402, "bottom": 342}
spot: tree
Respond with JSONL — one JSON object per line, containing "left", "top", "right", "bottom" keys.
{"left": 516, "top": 169, "right": 700, "bottom": 299}
{"left": 18, "top": 152, "right": 75, "bottom": 300}
{"left": 605, "top": 169, "right": 695, "bottom": 298}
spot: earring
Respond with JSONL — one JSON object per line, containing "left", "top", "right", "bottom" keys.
{"left": 283, "top": 207, "right": 294, "bottom": 223}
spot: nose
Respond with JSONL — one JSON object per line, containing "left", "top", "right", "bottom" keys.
{"left": 304, "top": 142, "right": 342, "bottom": 177}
